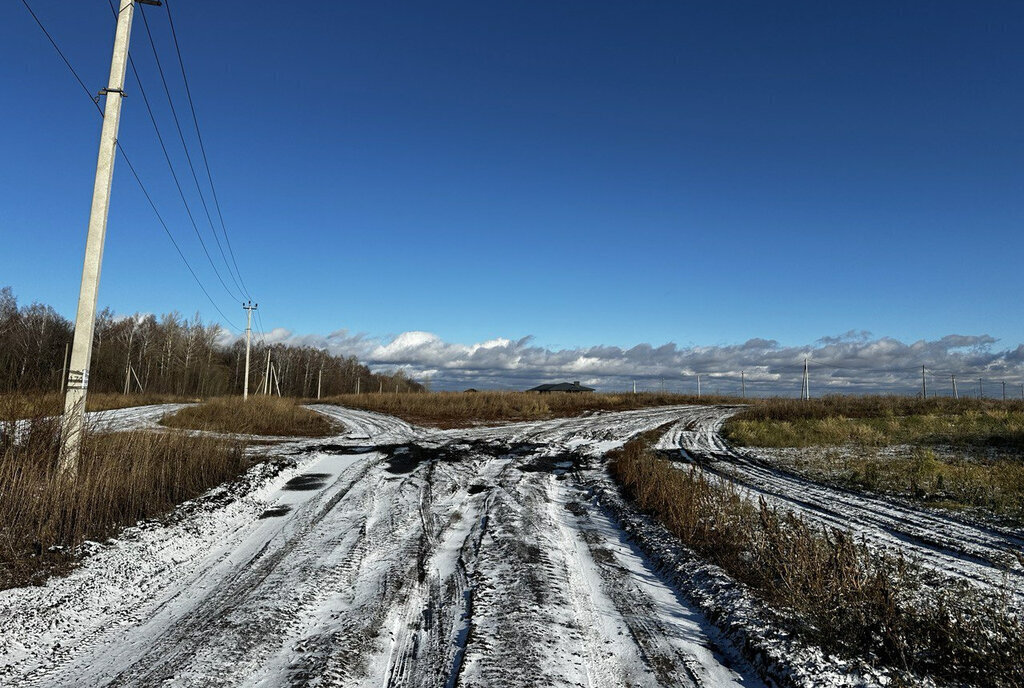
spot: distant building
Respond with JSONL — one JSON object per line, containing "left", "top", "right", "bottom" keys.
{"left": 526, "top": 381, "right": 595, "bottom": 393}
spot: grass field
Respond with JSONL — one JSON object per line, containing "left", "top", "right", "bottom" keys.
{"left": 161, "top": 396, "right": 340, "bottom": 437}
{"left": 0, "top": 415, "right": 247, "bottom": 590}
{"left": 610, "top": 428, "right": 1024, "bottom": 685}
{"left": 323, "top": 390, "right": 734, "bottom": 428}
{"left": 723, "top": 396, "right": 1024, "bottom": 521}
{"left": 725, "top": 395, "right": 1024, "bottom": 448}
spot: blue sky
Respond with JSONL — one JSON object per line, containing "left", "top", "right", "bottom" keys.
{"left": 3, "top": 2, "right": 1024, "bottom": 369}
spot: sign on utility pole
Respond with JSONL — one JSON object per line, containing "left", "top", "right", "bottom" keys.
{"left": 60, "top": 0, "right": 159, "bottom": 474}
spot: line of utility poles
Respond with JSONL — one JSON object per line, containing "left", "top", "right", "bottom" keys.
{"left": 60, "top": 0, "right": 162, "bottom": 474}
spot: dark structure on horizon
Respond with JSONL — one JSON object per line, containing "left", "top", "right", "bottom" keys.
{"left": 526, "top": 381, "right": 595, "bottom": 393}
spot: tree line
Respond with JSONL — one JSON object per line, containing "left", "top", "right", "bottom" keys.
{"left": 0, "top": 287, "right": 423, "bottom": 397}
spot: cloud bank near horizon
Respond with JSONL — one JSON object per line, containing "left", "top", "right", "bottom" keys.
{"left": 232, "top": 328, "right": 1024, "bottom": 396}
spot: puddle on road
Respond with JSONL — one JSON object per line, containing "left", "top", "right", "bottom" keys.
{"left": 258, "top": 505, "right": 293, "bottom": 519}
{"left": 283, "top": 473, "right": 332, "bottom": 491}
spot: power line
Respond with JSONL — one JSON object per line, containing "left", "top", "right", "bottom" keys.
{"left": 117, "top": 143, "right": 242, "bottom": 331}
{"left": 163, "top": 0, "right": 252, "bottom": 301}
{"left": 22, "top": 0, "right": 241, "bottom": 331}
{"left": 112, "top": 0, "right": 246, "bottom": 303}
{"left": 19, "top": 0, "right": 102, "bottom": 116}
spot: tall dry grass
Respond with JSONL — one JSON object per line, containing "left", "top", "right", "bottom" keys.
{"left": 610, "top": 431, "right": 1024, "bottom": 686}
{"left": 325, "top": 391, "right": 732, "bottom": 428}
{"left": 0, "top": 411, "right": 246, "bottom": 589}
{"left": 161, "top": 396, "right": 339, "bottom": 436}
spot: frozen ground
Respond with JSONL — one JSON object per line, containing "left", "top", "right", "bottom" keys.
{"left": 658, "top": 405, "right": 1024, "bottom": 605}
{"left": 5, "top": 402, "right": 1013, "bottom": 686}
{"left": 1, "top": 404, "right": 767, "bottom": 687}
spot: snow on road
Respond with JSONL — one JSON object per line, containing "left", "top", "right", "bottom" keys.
{"left": 1, "top": 404, "right": 767, "bottom": 687}
{"left": 8, "top": 401, "right": 1017, "bottom": 686}
{"left": 658, "top": 405, "right": 1024, "bottom": 604}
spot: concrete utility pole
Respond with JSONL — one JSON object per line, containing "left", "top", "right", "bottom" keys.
{"left": 921, "top": 366, "right": 927, "bottom": 399}
{"left": 979, "top": 378, "right": 984, "bottom": 398}
{"left": 242, "top": 301, "right": 257, "bottom": 400}
{"left": 60, "top": 0, "right": 154, "bottom": 474}
{"left": 952, "top": 374, "right": 958, "bottom": 400}
{"left": 264, "top": 349, "right": 272, "bottom": 396}
{"left": 801, "top": 359, "right": 810, "bottom": 401}
{"left": 696, "top": 374, "right": 701, "bottom": 398}
{"left": 1003, "top": 381, "right": 1006, "bottom": 401}
{"left": 123, "top": 325, "right": 135, "bottom": 395}
{"left": 741, "top": 371, "right": 745, "bottom": 399}
{"left": 317, "top": 365, "right": 323, "bottom": 400}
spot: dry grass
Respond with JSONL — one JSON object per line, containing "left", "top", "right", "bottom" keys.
{"left": 161, "top": 396, "right": 339, "bottom": 437}
{"left": 725, "top": 395, "right": 1024, "bottom": 449}
{"left": 324, "top": 391, "right": 730, "bottom": 428}
{"left": 0, "top": 392, "right": 193, "bottom": 421}
{"left": 0, "top": 414, "right": 246, "bottom": 590}
{"left": 722, "top": 395, "right": 1024, "bottom": 522}
{"left": 773, "top": 446, "right": 1024, "bottom": 523}
{"left": 610, "top": 430, "right": 1024, "bottom": 686}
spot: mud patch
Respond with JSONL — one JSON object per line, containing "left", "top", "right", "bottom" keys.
{"left": 380, "top": 440, "right": 546, "bottom": 475}
{"left": 517, "top": 452, "right": 584, "bottom": 475}
{"left": 283, "top": 473, "right": 332, "bottom": 491}
{"left": 294, "top": 443, "right": 375, "bottom": 455}
{"left": 467, "top": 484, "right": 489, "bottom": 495}
{"left": 258, "top": 505, "right": 293, "bottom": 519}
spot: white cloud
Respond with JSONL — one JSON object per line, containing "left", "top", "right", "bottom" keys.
{"left": 225, "top": 327, "right": 1024, "bottom": 395}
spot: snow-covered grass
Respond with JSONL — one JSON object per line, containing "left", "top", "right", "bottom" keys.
{"left": 161, "top": 396, "right": 340, "bottom": 437}
{"left": 609, "top": 428, "right": 1024, "bottom": 686}
{"left": 324, "top": 390, "right": 736, "bottom": 428}
{"left": 723, "top": 395, "right": 1024, "bottom": 523}
{"left": 0, "top": 414, "right": 247, "bottom": 590}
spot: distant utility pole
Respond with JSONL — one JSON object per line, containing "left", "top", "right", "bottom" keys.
{"left": 59, "top": 0, "right": 157, "bottom": 474}
{"left": 123, "top": 325, "right": 135, "bottom": 395}
{"left": 979, "top": 378, "right": 984, "bottom": 398}
{"left": 242, "top": 301, "right": 257, "bottom": 400}
{"left": 264, "top": 349, "right": 272, "bottom": 396}
{"left": 801, "top": 359, "right": 810, "bottom": 401}
{"left": 632, "top": 380, "right": 636, "bottom": 395}
{"left": 355, "top": 377, "right": 360, "bottom": 395}
{"left": 952, "top": 374, "right": 958, "bottom": 400}
{"left": 317, "top": 365, "right": 323, "bottom": 400}
{"left": 696, "top": 374, "right": 701, "bottom": 398}
{"left": 1003, "top": 381, "right": 1006, "bottom": 401}
{"left": 921, "top": 366, "right": 927, "bottom": 399}
{"left": 741, "top": 371, "right": 746, "bottom": 399}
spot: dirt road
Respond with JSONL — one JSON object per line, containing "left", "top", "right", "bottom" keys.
{"left": 1, "top": 405, "right": 764, "bottom": 688}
